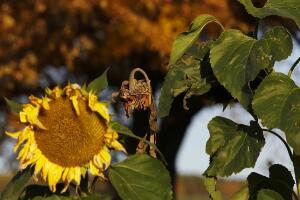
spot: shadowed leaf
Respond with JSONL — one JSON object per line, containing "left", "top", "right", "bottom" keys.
{"left": 205, "top": 117, "right": 264, "bottom": 177}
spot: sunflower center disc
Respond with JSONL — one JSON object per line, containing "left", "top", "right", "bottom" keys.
{"left": 34, "top": 97, "right": 107, "bottom": 167}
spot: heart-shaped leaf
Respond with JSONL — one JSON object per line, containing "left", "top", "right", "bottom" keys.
{"left": 205, "top": 117, "right": 264, "bottom": 177}
{"left": 252, "top": 72, "right": 300, "bottom": 154}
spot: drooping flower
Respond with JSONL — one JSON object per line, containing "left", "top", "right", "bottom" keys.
{"left": 6, "top": 84, "right": 126, "bottom": 192}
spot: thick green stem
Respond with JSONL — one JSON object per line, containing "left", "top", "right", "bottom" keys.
{"left": 288, "top": 56, "right": 300, "bottom": 77}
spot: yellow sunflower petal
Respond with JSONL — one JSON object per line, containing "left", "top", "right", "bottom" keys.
{"left": 34, "top": 156, "right": 45, "bottom": 175}
{"left": 20, "top": 105, "right": 47, "bottom": 130}
{"left": 110, "top": 140, "right": 126, "bottom": 153}
{"left": 62, "top": 168, "right": 70, "bottom": 181}
{"left": 42, "top": 160, "right": 51, "bottom": 181}
{"left": 48, "top": 165, "right": 63, "bottom": 192}
{"left": 13, "top": 127, "right": 33, "bottom": 152}
{"left": 41, "top": 97, "right": 51, "bottom": 110}
{"left": 19, "top": 111, "right": 27, "bottom": 123}
{"left": 73, "top": 167, "right": 81, "bottom": 185}
{"left": 49, "top": 87, "right": 63, "bottom": 99}
{"left": 88, "top": 93, "right": 110, "bottom": 121}
{"left": 104, "top": 128, "right": 118, "bottom": 140}
{"left": 70, "top": 96, "right": 80, "bottom": 116}
{"left": 93, "top": 154, "right": 104, "bottom": 169}
{"left": 89, "top": 161, "right": 100, "bottom": 176}
{"left": 66, "top": 167, "right": 75, "bottom": 183}
{"left": 5, "top": 130, "right": 21, "bottom": 139}
{"left": 99, "top": 147, "right": 111, "bottom": 169}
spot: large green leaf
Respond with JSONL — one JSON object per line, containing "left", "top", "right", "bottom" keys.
{"left": 159, "top": 43, "right": 211, "bottom": 117}
{"left": 257, "top": 189, "right": 284, "bottom": 200}
{"left": 169, "top": 14, "right": 223, "bottom": 66}
{"left": 0, "top": 167, "right": 33, "bottom": 200}
{"left": 252, "top": 72, "right": 296, "bottom": 129}
{"left": 209, "top": 29, "right": 256, "bottom": 107}
{"left": 280, "top": 90, "right": 300, "bottom": 154}
{"left": 210, "top": 27, "right": 292, "bottom": 108}
{"left": 252, "top": 72, "right": 300, "bottom": 153}
{"left": 87, "top": 68, "right": 108, "bottom": 93}
{"left": 108, "top": 154, "right": 172, "bottom": 200}
{"left": 247, "top": 164, "right": 294, "bottom": 200}
{"left": 238, "top": 0, "right": 300, "bottom": 28}
{"left": 205, "top": 117, "right": 264, "bottom": 177}
{"left": 202, "top": 175, "right": 222, "bottom": 200}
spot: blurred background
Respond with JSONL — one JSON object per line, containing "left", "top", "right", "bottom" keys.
{"left": 0, "top": 0, "right": 299, "bottom": 199}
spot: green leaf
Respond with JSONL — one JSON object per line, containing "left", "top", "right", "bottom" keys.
{"left": 257, "top": 189, "right": 284, "bottom": 200}
{"left": 230, "top": 186, "right": 249, "bottom": 200}
{"left": 87, "top": 68, "right": 109, "bottom": 93}
{"left": 202, "top": 175, "right": 222, "bottom": 200}
{"left": 252, "top": 72, "right": 300, "bottom": 153}
{"left": 159, "top": 43, "right": 211, "bottom": 117}
{"left": 109, "top": 121, "right": 166, "bottom": 163}
{"left": 238, "top": 0, "right": 300, "bottom": 28}
{"left": 210, "top": 27, "right": 292, "bottom": 108}
{"left": 280, "top": 90, "right": 300, "bottom": 154}
{"left": 252, "top": 72, "right": 296, "bottom": 129}
{"left": 209, "top": 29, "right": 256, "bottom": 107}
{"left": 262, "top": 26, "right": 292, "bottom": 61}
{"left": 108, "top": 154, "right": 172, "bottom": 200}
{"left": 0, "top": 167, "right": 33, "bottom": 200}
{"left": 247, "top": 164, "right": 294, "bottom": 200}
{"left": 205, "top": 117, "right": 264, "bottom": 177}
{"left": 4, "top": 97, "right": 22, "bottom": 113}
{"left": 169, "top": 14, "right": 223, "bottom": 66}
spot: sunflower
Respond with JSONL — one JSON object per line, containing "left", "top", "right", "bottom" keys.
{"left": 6, "top": 84, "right": 126, "bottom": 192}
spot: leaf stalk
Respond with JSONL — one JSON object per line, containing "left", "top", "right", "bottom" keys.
{"left": 288, "top": 56, "right": 300, "bottom": 77}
